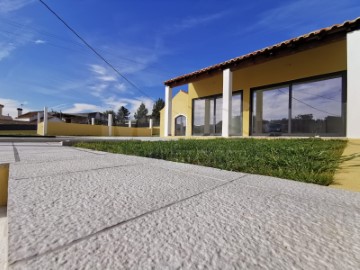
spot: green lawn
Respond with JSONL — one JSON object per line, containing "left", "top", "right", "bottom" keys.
{"left": 75, "top": 138, "right": 347, "bottom": 186}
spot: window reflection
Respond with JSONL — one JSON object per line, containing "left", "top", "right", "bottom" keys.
{"left": 175, "top": 115, "right": 186, "bottom": 136}
{"left": 193, "top": 99, "right": 205, "bottom": 135}
{"left": 231, "top": 93, "right": 242, "bottom": 135}
{"left": 252, "top": 86, "right": 289, "bottom": 135}
{"left": 251, "top": 76, "right": 345, "bottom": 136}
{"left": 215, "top": 97, "right": 222, "bottom": 135}
{"left": 292, "top": 77, "right": 343, "bottom": 135}
{"left": 192, "top": 92, "right": 242, "bottom": 136}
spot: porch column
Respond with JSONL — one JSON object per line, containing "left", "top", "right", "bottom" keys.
{"left": 222, "top": 68, "right": 232, "bottom": 137}
{"left": 347, "top": 30, "right": 360, "bottom": 138}
{"left": 164, "top": 85, "right": 172, "bottom": 136}
{"left": 43, "top": 107, "right": 48, "bottom": 136}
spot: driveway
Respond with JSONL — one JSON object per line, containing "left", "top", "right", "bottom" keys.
{"left": 1, "top": 142, "right": 360, "bottom": 269}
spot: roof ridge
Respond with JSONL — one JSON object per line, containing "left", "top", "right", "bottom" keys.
{"left": 165, "top": 17, "right": 360, "bottom": 86}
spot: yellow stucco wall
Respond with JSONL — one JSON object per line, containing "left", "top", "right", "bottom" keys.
{"left": 0, "top": 163, "right": 9, "bottom": 206}
{"left": 113, "top": 126, "right": 152, "bottom": 137}
{"left": 171, "top": 91, "right": 189, "bottom": 136}
{"left": 39, "top": 122, "right": 152, "bottom": 137}
{"left": 37, "top": 122, "right": 44, "bottom": 135}
{"left": 0, "top": 130, "right": 37, "bottom": 135}
{"left": 46, "top": 122, "right": 109, "bottom": 136}
{"left": 183, "top": 39, "right": 347, "bottom": 137}
{"left": 152, "top": 127, "right": 160, "bottom": 136}
{"left": 160, "top": 109, "right": 164, "bottom": 137}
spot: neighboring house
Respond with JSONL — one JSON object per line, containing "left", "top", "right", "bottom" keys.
{"left": 78, "top": 112, "right": 107, "bottom": 124}
{"left": 0, "top": 105, "right": 37, "bottom": 131}
{"left": 0, "top": 104, "right": 12, "bottom": 121}
{"left": 54, "top": 112, "right": 107, "bottom": 124}
{"left": 16, "top": 111, "right": 42, "bottom": 122}
{"left": 52, "top": 112, "right": 88, "bottom": 124}
{"left": 161, "top": 17, "right": 360, "bottom": 138}
{"left": 16, "top": 110, "right": 107, "bottom": 125}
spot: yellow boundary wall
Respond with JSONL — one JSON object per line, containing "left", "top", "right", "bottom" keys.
{"left": 37, "top": 122, "right": 154, "bottom": 137}
{"left": 0, "top": 163, "right": 9, "bottom": 206}
{"left": 0, "top": 130, "right": 36, "bottom": 135}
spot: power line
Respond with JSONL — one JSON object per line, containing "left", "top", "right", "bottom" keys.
{"left": 0, "top": 17, "right": 170, "bottom": 74}
{"left": 38, "top": 0, "right": 154, "bottom": 101}
{"left": 277, "top": 89, "right": 338, "bottom": 117}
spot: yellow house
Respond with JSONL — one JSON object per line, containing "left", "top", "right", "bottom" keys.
{"left": 161, "top": 17, "right": 360, "bottom": 138}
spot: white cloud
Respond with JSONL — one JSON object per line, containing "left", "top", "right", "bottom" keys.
{"left": 100, "top": 96, "right": 153, "bottom": 118}
{"left": 98, "top": 75, "right": 117, "bottom": 82}
{"left": 0, "top": 0, "right": 34, "bottom": 13}
{"left": 88, "top": 64, "right": 119, "bottom": 97}
{"left": 89, "top": 83, "right": 108, "bottom": 97}
{"left": 246, "top": 0, "right": 360, "bottom": 37}
{"left": 0, "top": 98, "right": 33, "bottom": 118}
{"left": 63, "top": 103, "right": 103, "bottom": 114}
{"left": 62, "top": 96, "right": 153, "bottom": 117}
{"left": 114, "top": 83, "right": 127, "bottom": 93}
{"left": 89, "top": 64, "right": 107, "bottom": 75}
{"left": 174, "top": 11, "right": 228, "bottom": 30}
{"left": 0, "top": 27, "right": 34, "bottom": 61}
{"left": 0, "top": 43, "right": 16, "bottom": 61}
{"left": 34, "top": 39, "right": 46, "bottom": 44}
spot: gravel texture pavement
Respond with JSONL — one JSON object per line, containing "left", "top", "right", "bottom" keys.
{"left": 1, "top": 142, "right": 359, "bottom": 269}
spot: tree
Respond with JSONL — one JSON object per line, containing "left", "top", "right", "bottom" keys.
{"left": 117, "top": 106, "right": 130, "bottom": 125}
{"left": 134, "top": 103, "right": 148, "bottom": 124}
{"left": 103, "top": 110, "right": 116, "bottom": 125}
{"left": 151, "top": 98, "right": 165, "bottom": 122}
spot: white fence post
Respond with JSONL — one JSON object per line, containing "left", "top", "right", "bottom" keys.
{"left": 128, "top": 120, "right": 132, "bottom": 128}
{"left": 108, "top": 114, "right": 113, "bottom": 136}
{"left": 37, "top": 112, "right": 41, "bottom": 124}
{"left": 149, "top": 119, "right": 153, "bottom": 129}
{"left": 91, "top": 118, "right": 95, "bottom": 125}
{"left": 43, "top": 107, "right": 48, "bottom": 136}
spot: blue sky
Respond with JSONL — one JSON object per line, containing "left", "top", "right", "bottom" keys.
{"left": 0, "top": 0, "right": 359, "bottom": 118}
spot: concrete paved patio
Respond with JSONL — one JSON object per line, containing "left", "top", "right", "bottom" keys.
{"left": 1, "top": 142, "right": 360, "bottom": 269}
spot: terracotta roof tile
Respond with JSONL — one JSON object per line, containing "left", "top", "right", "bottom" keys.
{"left": 164, "top": 17, "right": 360, "bottom": 86}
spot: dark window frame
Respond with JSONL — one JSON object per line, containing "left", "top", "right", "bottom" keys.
{"left": 249, "top": 71, "right": 347, "bottom": 136}
{"left": 191, "top": 90, "right": 243, "bottom": 136}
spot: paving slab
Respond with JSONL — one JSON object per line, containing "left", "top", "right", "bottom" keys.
{"left": 8, "top": 160, "right": 242, "bottom": 264}
{"left": 3, "top": 142, "right": 360, "bottom": 269}
{"left": 9, "top": 178, "right": 360, "bottom": 270}
{"left": 0, "top": 207, "right": 7, "bottom": 270}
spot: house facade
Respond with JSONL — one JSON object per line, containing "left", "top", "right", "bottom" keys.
{"left": 161, "top": 18, "right": 360, "bottom": 138}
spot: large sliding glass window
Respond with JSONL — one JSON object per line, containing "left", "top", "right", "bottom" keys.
{"left": 193, "top": 99, "right": 205, "bottom": 135}
{"left": 192, "top": 91, "right": 243, "bottom": 136}
{"left": 251, "top": 74, "right": 345, "bottom": 136}
{"left": 231, "top": 93, "right": 242, "bottom": 135}
{"left": 214, "top": 97, "right": 222, "bottom": 135}
{"left": 291, "top": 77, "right": 344, "bottom": 135}
{"left": 252, "top": 86, "right": 289, "bottom": 135}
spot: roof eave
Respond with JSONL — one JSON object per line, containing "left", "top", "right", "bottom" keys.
{"left": 164, "top": 17, "right": 360, "bottom": 88}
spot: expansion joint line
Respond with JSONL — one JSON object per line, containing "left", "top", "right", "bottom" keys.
{"left": 9, "top": 174, "right": 247, "bottom": 266}
{"left": 11, "top": 143, "right": 20, "bottom": 162}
